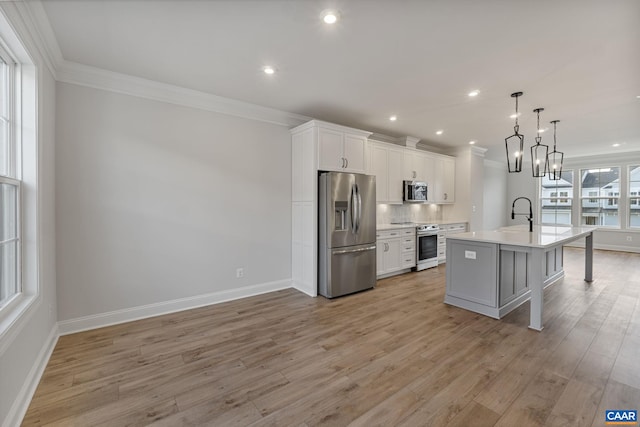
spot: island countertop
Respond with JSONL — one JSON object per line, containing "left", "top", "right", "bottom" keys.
{"left": 446, "top": 224, "right": 596, "bottom": 249}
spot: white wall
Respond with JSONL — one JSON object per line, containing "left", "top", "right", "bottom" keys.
{"left": 0, "top": 4, "right": 58, "bottom": 426}
{"left": 483, "top": 160, "right": 508, "bottom": 230}
{"left": 55, "top": 83, "right": 292, "bottom": 326}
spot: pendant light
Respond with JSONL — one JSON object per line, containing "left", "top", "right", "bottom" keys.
{"left": 547, "top": 120, "right": 564, "bottom": 180}
{"left": 530, "top": 108, "right": 549, "bottom": 177}
{"left": 505, "top": 92, "right": 524, "bottom": 173}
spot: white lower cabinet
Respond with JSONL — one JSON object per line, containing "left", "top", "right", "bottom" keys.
{"left": 377, "top": 228, "right": 416, "bottom": 276}
{"left": 438, "top": 222, "right": 468, "bottom": 264}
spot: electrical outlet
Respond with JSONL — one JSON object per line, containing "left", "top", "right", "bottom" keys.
{"left": 236, "top": 268, "right": 244, "bottom": 278}
{"left": 627, "top": 236, "right": 633, "bottom": 242}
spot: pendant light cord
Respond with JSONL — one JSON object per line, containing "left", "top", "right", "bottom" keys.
{"left": 514, "top": 95, "right": 520, "bottom": 134}
{"left": 535, "top": 109, "right": 542, "bottom": 144}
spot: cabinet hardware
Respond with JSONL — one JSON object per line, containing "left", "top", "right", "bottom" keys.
{"left": 444, "top": 193, "right": 448, "bottom": 200}
{"left": 345, "top": 158, "right": 349, "bottom": 168}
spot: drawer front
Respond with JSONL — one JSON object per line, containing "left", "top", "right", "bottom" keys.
{"left": 402, "top": 253, "right": 416, "bottom": 268}
{"left": 402, "top": 243, "right": 415, "bottom": 252}
{"left": 446, "top": 223, "right": 467, "bottom": 233}
{"left": 402, "top": 228, "right": 415, "bottom": 236}
{"left": 402, "top": 236, "right": 415, "bottom": 244}
{"left": 377, "top": 229, "right": 403, "bottom": 239}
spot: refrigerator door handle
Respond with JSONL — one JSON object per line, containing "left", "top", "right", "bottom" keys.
{"left": 350, "top": 184, "right": 358, "bottom": 234}
{"left": 356, "top": 184, "right": 362, "bottom": 234}
{"left": 332, "top": 245, "right": 376, "bottom": 255}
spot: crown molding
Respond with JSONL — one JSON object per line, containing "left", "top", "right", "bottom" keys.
{"left": 1, "top": 1, "right": 57, "bottom": 78}
{"left": 56, "top": 60, "right": 311, "bottom": 128}
{"left": 17, "top": 1, "right": 311, "bottom": 128}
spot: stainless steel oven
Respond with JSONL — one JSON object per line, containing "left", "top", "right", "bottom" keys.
{"left": 416, "top": 224, "right": 439, "bottom": 271}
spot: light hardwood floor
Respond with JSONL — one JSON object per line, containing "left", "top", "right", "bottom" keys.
{"left": 23, "top": 248, "right": 640, "bottom": 426}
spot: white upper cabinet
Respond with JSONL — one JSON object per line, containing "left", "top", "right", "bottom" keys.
{"left": 433, "top": 156, "right": 456, "bottom": 203}
{"left": 403, "top": 150, "right": 426, "bottom": 181}
{"left": 369, "top": 142, "right": 403, "bottom": 204}
{"left": 388, "top": 148, "right": 404, "bottom": 203}
{"left": 318, "top": 127, "right": 368, "bottom": 173}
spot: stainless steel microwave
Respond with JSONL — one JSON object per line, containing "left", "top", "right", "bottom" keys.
{"left": 403, "top": 180, "right": 427, "bottom": 202}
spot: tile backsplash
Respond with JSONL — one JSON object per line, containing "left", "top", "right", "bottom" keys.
{"left": 377, "top": 203, "right": 442, "bottom": 224}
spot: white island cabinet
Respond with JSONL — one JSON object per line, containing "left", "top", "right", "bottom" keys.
{"left": 445, "top": 225, "right": 595, "bottom": 331}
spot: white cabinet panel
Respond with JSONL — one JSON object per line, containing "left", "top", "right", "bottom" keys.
{"left": 343, "top": 134, "right": 367, "bottom": 173}
{"left": 369, "top": 142, "right": 404, "bottom": 204}
{"left": 387, "top": 148, "right": 404, "bottom": 203}
{"left": 377, "top": 228, "right": 413, "bottom": 275}
{"left": 318, "top": 128, "right": 344, "bottom": 171}
{"left": 403, "top": 150, "right": 426, "bottom": 181}
{"left": 318, "top": 127, "right": 367, "bottom": 173}
{"left": 370, "top": 144, "right": 388, "bottom": 203}
{"left": 434, "top": 156, "right": 455, "bottom": 203}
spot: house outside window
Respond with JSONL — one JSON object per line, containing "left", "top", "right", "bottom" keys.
{"left": 580, "top": 167, "right": 620, "bottom": 227}
{"left": 541, "top": 170, "right": 573, "bottom": 225}
{"left": 630, "top": 165, "right": 640, "bottom": 228}
{"left": 0, "top": 43, "right": 20, "bottom": 310}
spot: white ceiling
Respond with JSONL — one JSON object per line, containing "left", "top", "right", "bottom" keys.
{"left": 38, "top": 0, "right": 640, "bottom": 161}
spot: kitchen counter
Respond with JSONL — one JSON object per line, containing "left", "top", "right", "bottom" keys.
{"left": 450, "top": 225, "right": 595, "bottom": 248}
{"left": 444, "top": 225, "right": 595, "bottom": 331}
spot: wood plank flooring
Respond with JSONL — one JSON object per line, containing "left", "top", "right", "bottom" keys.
{"left": 23, "top": 248, "right": 640, "bottom": 426}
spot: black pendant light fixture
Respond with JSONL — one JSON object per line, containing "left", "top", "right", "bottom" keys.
{"left": 505, "top": 92, "right": 524, "bottom": 173}
{"left": 547, "top": 120, "right": 564, "bottom": 180}
{"left": 530, "top": 108, "right": 549, "bottom": 177}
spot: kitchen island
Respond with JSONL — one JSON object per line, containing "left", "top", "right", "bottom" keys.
{"left": 444, "top": 225, "right": 595, "bottom": 331}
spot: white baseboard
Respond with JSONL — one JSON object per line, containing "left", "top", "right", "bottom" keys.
{"left": 3, "top": 324, "right": 58, "bottom": 427}
{"left": 58, "top": 279, "right": 292, "bottom": 336}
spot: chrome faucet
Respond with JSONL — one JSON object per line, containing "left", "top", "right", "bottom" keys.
{"left": 511, "top": 197, "right": 533, "bottom": 232}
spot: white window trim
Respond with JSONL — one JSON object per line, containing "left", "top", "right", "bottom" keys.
{"left": 0, "top": 8, "right": 41, "bottom": 350}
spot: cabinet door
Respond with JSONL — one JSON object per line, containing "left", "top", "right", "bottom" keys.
{"left": 387, "top": 148, "right": 404, "bottom": 203}
{"left": 403, "top": 151, "right": 418, "bottom": 180}
{"left": 434, "top": 156, "right": 456, "bottom": 203}
{"left": 370, "top": 144, "right": 388, "bottom": 203}
{"left": 376, "top": 241, "right": 386, "bottom": 275}
{"left": 318, "top": 128, "right": 344, "bottom": 171}
{"left": 385, "top": 238, "right": 403, "bottom": 272}
{"left": 441, "top": 157, "right": 455, "bottom": 202}
{"left": 422, "top": 154, "right": 436, "bottom": 202}
{"left": 343, "top": 134, "right": 367, "bottom": 173}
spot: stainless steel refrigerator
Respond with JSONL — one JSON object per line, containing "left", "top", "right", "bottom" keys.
{"left": 319, "top": 172, "right": 376, "bottom": 298}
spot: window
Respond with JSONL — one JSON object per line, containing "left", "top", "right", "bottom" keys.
{"left": 630, "top": 165, "right": 640, "bottom": 228}
{"left": 540, "top": 170, "right": 573, "bottom": 225}
{"left": 580, "top": 167, "right": 620, "bottom": 227}
{"left": 0, "top": 43, "right": 19, "bottom": 310}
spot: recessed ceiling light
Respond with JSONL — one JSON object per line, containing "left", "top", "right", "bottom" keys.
{"left": 436, "top": 130, "right": 443, "bottom": 135}
{"left": 468, "top": 90, "right": 480, "bottom": 97}
{"left": 537, "top": 128, "right": 547, "bottom": 133}
{"left": 322, "top": 10, "right": 339, "bottom": 24}
{"left": 510, "top": 113, "right": 521, "bottom": 119}
{"left": 469, "top": 140, "right": 476, "bottom": 145}
{"left": 263, "top": 66, "right": 275, "bottom": 75}
{"left": 612, "top": 143, "right": 621, "bottom": 147}
{"left": 389, "top": 115, "right": 397, "bottom": 121}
